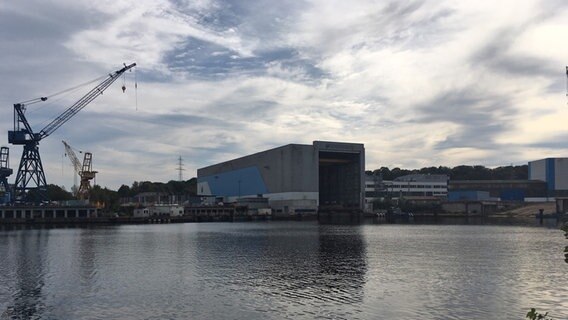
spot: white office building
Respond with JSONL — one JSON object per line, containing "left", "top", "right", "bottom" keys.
{"left": 365, "top": 174, "right": 448, "bottom": 210}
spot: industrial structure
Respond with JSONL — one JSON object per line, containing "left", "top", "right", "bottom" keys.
{"left": 8, "top": 63, "right": 135, "bottom": 203}
{"left": 365, "top": 174, "right": 449, "bottom": 198}
{"left": 448, "top": 180, "right": 547, "bottom": 201}
{"left": 0, "top": 206, "right": 98, "bottom": 220}
{"left": 364, "top": 173, "right": 448, "bottom": 211}
{"left": 0, "top": 147, "right": 12, "bottom": 204}
{"left": 529, "top": 158, "right": 568, "bottom": 197}
{"left": 62, "top": 141, "right": 97, "bottom": 200}
{"left": 197, "top": 141, "right": 365, "bottom": 217}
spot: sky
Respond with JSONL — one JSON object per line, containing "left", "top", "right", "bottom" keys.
{"left": 0, "top": 0, "right": 567, "bottom": 190}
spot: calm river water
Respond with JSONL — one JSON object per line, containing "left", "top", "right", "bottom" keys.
{"left": 0, "top": 222, "right": 566, "bottom": 320}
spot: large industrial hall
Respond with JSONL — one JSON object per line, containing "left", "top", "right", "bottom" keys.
{"left": 197, "top": 141, "right": 365, "bottom": 217}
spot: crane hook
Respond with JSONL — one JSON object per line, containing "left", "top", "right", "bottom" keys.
{"left": 122, "top": 71, "right": 127, "bottom": 93}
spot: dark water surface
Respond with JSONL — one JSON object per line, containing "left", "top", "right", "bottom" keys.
{"left": 0, "top": 222, "right": 566, "bottom": 319}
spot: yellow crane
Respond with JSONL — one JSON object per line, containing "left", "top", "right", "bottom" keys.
{"left": 62, "top": 141, "right": 97, "bottom": 200}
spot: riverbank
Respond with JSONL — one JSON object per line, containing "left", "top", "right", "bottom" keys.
{"left": 1, "top": 202, "right": 565, "bottom": 226}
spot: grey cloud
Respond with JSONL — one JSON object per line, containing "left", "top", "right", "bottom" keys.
{"left": 470, "top": 1, "right": 568, "bottom": 80}
{"left": 0, "top": 3, "right": 104, "bottom": 41}
{"left": 182, "top": 0, "right": 307, "bottom": 42}
{"left": 165, "top": 37, "right": 326, "bottom": 82}
{"left": 0, "top": 2, "right": 110, "bottom": 105}
{"left": 525, "top": 133, "right": 568, "bottom": 149}
{"left": 205, "top": 98, "right": 279, "bottom": 121}
{"left": 307, "top": 0, "right": 456, "bottom": 54}
{"left": 415, "top": 90, "right": 514, "bottom": 150}
{"left": 471, "top": 28, "right": 558, "bottom": 78}
{"left": 53, "top": 110, "right": 240, "bottom": 143}
{"left": 382, "top": 1, "right": 425, "bottom": 17}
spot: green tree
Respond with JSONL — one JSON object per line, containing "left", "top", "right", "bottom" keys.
{"left": 88, "top": 185, "right": 120, "bottom": 212}
{"left": 47, "top": 184, "right": 74, "bottom": 201}
{"left": 368, "top": 164, "right": 528, "bottom": 180}
{"left": 526, "top": 308, "right": 553, "bottom": 320}
{"left": 117, "top": 184, "right": 131, "bottom": 197}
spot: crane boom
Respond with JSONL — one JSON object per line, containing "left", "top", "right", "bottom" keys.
{"left": 40, "top": 63, "right": 136, "bottom": 139}
{"left": 62, "top": 141, "right": 82, "bottom": 174}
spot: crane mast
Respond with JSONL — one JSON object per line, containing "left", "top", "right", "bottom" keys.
{"left": 8, "top": 63, "right": 136, "bottom": 203}
{"left": 80, "top": 152, "right": 97, "bottom": 199}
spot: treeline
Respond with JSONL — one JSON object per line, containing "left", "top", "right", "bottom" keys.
{"left": 367, "top": 165, "right": 528, "bottom": 181}
{"left": 115, "top": 178, "right": 197, "bottom": 197}
{"left": 47, "top": 178, "right": 198, "bottom": 212}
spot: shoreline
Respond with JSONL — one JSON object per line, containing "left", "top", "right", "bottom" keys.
{"left": 0, "top": 213, "right": 564, "bottom": 228}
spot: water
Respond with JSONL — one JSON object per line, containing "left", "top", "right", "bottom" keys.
{"left": 0, "top": 222, "right": 566, "bottom": 319}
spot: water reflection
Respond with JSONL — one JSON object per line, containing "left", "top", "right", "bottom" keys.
{"left": 8, "top": 230, "right": 49, "bottom": 319}
{"left": 316, "top": 225, "right": 366, "bottom": 304}
{"left": 0, "top": 223, "right": 566, "bottom": 319}
{"left": 191, "top": 223, "right": 367, "bottom": 319}
{"left": 77, "top": 229, "right": 97, "bottom": 291}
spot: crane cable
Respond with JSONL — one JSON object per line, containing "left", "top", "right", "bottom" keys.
{"left": 19, "top": 75, "right": 107, "bottom": 106}
{"left": 122, "top": 72, "right": 126, "bottom": 93}
{"left": 121, "top": 66, "right": 138, "bottom": 110}
{"left": 135, "top": 67, "right": 138, "bottom": 111}
{"left": 30, "top": 82, "right": 101, "bottom": 129}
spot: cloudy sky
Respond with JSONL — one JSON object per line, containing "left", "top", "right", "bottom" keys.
{"left": 1, "top": 0, "right": 567, "bottom": 190}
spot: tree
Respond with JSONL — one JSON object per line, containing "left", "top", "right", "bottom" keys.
{"left": 117, "top": 184, "right": 131, "bottom": 197}
{"left": 88, "top": 185, "right": 120, "bottom": 212}
{"left": 47, "top": 184, "right": 74, "bottom": 201}
{"left": 368, "top": 165, "right": 528, "bottom": 181}
{"left": 526, "top": 308, "right": 553, "bottom": 320}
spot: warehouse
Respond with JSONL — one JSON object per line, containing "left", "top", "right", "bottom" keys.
{"left": 529, "top": 158, "right": 568, "bottom": 197}
{"left": 197, "top": 141, "right": 365, "bottom": 217}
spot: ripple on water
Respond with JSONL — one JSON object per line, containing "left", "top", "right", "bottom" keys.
{"left": 0, "top": 223, "right": 567, "bottom": 319}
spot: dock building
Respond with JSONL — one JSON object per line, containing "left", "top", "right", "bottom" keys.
{"left": 364, "top": 174, "right": 448, "bottom": 211}
{"left": 448, "top": 180, "right": 547, "bottom": 201}
{"left": 197, "top": 141, "right": 365, "bottom": 218}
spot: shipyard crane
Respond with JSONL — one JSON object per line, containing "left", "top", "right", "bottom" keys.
{"left": 0, "top": 147, "right": 13, "bottom": 203}
{"left": 62, "top": 141, "right": 97, "bottom": 200}
{"left": 8, "top": 63, "right": 136, "bottom": 203}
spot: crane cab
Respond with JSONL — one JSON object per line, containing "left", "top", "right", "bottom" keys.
{"left": 8, "top": 130, "right": 39, "bottom": 145}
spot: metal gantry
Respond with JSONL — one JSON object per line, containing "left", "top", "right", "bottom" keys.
{"left": 8, "top": 63, "right": 136, "bottom": 203}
